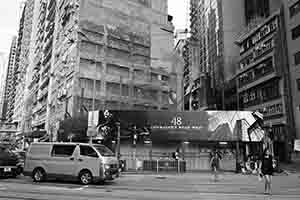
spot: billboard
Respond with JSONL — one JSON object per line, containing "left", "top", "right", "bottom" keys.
{"left": 92, "top": 110, "right": 265, "bottom": 142}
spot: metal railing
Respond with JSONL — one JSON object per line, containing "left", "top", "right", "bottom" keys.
{"left": 143, "top": 160, "right": 186, "bottom": 173}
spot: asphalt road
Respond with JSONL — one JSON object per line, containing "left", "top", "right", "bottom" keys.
{"left": 0, "top": 173, "right": 300, "bottom": 200}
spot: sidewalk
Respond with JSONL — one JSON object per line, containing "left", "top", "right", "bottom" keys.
{"left": 122, "top": 169, "right": 239, "bottom": 176}
{"left": 280, "top": 160, "right": 300, "bottom": 174}
{"left": 121, "top": 168, "right": 292, "bottom": 177}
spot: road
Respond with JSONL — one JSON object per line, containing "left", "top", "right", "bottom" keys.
{"left": 0, "top": 173, "right": 300, "bottom": 200}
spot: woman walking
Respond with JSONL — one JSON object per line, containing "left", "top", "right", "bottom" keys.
{"left": 259, "top": 148, "right": 274, "bottom": 195}
{"left": 210, "top": 151, "right": 221, "bottom": 182}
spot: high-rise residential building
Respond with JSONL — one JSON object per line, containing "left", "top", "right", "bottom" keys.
{"left": 24, "top": 0, "right": 56, "bottom": 133}
{"left": 282, "top": 0, "right": 300, "bottom": 142}
{"left": 23, "top": 0, "right": 180, "bottom": 140}
{"left": 2, "top": 37, "right": 18, "bottom": 121}
{"left": 5, "top": 8, "right": 27, "bottom": 123}
{"left": 174, "top": 30, "right": 191, "bottom": 110}
{"left": 0, "top": 52, "right": 8, "bottom": 119}
{"left": 244, "top": 0, "right": 282, "bottom": 26}
{"left": 186, "top": 0, "right": 245, "bottom": 110}
{"left": 13, "top": 0, "right": 35, "bottom": 134}
{"left": 25, "top": 0, "right": 48, "bottom": 134}
{"left": 235, "top": 8, "right": 295, "bottom": 162}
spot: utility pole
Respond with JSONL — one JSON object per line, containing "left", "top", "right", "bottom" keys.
{"left": 116, "top": 122, "right": 121, "bottom": 161}
{"left": 119, "top": 76, "right": 122, "bottom": 110}
{"left": 88, "top": 42, "right": 98, "bottom": 144}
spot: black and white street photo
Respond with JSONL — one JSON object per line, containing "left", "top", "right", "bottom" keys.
{"left": 1, "top": 0, "right": 300, "bottom": 199}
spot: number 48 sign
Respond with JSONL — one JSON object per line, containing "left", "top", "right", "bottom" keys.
{"left": 171, "top": 117, "right": 182, "bottom": 126}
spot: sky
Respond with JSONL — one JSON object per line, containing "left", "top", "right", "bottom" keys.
{"left": 0, "top": 0, "right": 187, "bottom": 61}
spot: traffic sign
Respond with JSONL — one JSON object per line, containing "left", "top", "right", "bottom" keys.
{"left": 88, "top": 111, "right": 99, "bottom": 127}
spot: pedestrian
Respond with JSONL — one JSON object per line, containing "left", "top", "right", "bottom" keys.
{"left": 172, "top": 148, "right": 180, "bottom": 160}
{"left": 210, "top": 151, "right": 221, "bottom": 182}
{"left": 259, "top": 148, "right": 274, "bottom": 195}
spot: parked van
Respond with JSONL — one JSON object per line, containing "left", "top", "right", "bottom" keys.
{"left": 24, "top": 142, "right": 119, "bottom": 185}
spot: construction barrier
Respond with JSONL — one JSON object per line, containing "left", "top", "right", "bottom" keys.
{"left": 143, "top": 160, "right": 186, "bottom": 173}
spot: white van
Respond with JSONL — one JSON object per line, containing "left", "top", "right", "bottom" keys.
{"left": 24, "top": 142, "right": 119, "bottom": 185}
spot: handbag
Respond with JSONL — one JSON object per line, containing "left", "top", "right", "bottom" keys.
{"left": 272, "top": 159, "right": 277, "bottom": 169}
{"left": 258, "top": 172, "right": 263, "bottom": 181}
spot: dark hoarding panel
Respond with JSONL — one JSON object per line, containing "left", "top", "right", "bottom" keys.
{"left": 94, "top": 111, "right": 265, "bottom": 143}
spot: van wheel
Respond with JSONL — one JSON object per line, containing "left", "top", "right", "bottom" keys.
{"left": 32, "top": 168, "right": 46, "bottom": 182}
{"left": 79, "top": 170, "right": 93, "bottom": 185}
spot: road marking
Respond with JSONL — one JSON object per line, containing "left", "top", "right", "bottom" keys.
{"left": 72, "top": 185, "right": 89, "bottom": 191}
{"left": 36, "top": 185, "right": 91, "bottom": 191}
{"left": 37, "top": 186, "right": 72, "bottom": 191}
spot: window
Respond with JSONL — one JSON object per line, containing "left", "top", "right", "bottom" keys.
{"left": 51, "top": 145, "right": 76, "bottom": 157}
{"left": 292, "top": 25, "right": 300, "bottom": 40}
{"left": 290, "top": 0, "right": 300, "bottom": 18}
{"left": 297, "top": 79, "right": 300, "bottom": 90}
{"left": 161, "top": 75, "right": 169, "bottom": 82}
{"left": 261, "top": 83, "right": 279, "bottom": 101}
{"left": 80, "top": 146, "right": 98, "bottom": 158}
{"left": 294, "top": 51, "right": 300, "bottom": 65}
{"left": 94, "top": 145, "right": 114, "bottom": 157}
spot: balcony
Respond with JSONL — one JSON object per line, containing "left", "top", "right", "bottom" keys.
{"left": 45, "top": 22, "right": 55, "bottom": 37}
{"left": 42, "top": 63, "right": 51, "bottom": 75}
{"left": 40, "top": 75, "right": 50, "bottom": 90}
{"left": 43, "top": 49, "right": 52, "bottom": 66}
{"left": 37, "top": 89, "right": 48, "bottom": 102}
{"left": 48, "top": 0, "right": 56, "bottom": 11}
{"left": 32, "top": 102, "right": 44, "bottom": 114}
{"left": 46, "top": 7, "right": 56, "bottom": 22}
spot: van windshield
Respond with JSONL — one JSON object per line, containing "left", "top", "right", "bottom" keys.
{"left": 93, "top": 145, "right": 115, "bottom": 157}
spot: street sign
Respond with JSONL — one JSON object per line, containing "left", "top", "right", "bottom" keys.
{"left": 294, "top": 140, "right": 300, "bottom": 151}
{"left": 88, "top": 111, "right": 99, "bottom": 127}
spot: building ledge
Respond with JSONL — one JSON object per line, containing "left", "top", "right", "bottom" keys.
{"left": 237, "top": 73, "right": 280, "bottom": 93}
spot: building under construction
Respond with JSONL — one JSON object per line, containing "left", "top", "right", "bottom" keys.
{"left": 22, "top": 0, "right": 182, "bottom": 140}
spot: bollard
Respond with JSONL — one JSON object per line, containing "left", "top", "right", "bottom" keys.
{"left": 157, "top": 160, "right": 159, "bottom": 173}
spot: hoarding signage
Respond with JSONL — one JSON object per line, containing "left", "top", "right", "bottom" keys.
{"left": 95, "top": 110, "right": 264, "bottom": 142}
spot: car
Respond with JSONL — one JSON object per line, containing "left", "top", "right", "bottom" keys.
{"left": 0, "top": 145, "right": 20, "bottom": 178}
{"left": 24, "top": 142, "right": 119, "bottom": 185}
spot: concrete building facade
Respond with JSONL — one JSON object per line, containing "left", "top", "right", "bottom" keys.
{"left": 19, "top": 0, "right": 181, "bottom": 140}
{"left": 1, "top": 37, "right": 18, "bottom": 121}
{"left": 235, "top": 9, "right": 295, "bottom": 162}
{"left": 5, "top": 8, "right": 27, "bottom": 123}
{"left": 13, "top": 0, "right": 35, "bottom": 135}
{"left": 282, "top": 0, "right": 300, "bottom": 141}
{"left": 185, "top": 0, "right": 245, "bottom": 111}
